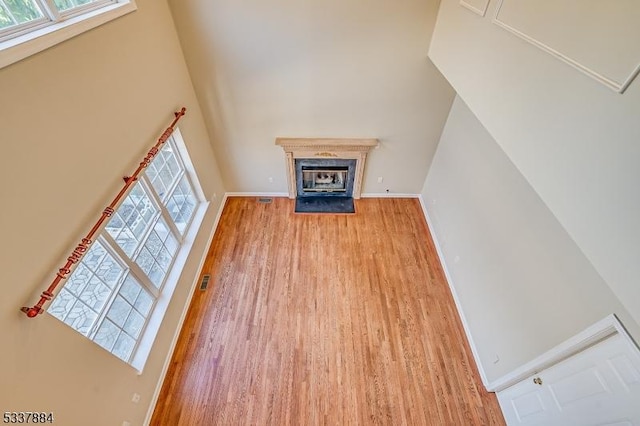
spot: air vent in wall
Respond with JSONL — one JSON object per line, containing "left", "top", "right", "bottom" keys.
{"left": 258, "top": 198, "right": 273, "bottom": 203}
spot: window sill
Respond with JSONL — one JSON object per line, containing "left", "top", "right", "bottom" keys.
{"left": 0, "top": 0, "right": 137, "bottom": 70}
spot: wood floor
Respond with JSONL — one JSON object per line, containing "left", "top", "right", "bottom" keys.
{"left": 150, "top": 197, "right": 505, "bottom": 425}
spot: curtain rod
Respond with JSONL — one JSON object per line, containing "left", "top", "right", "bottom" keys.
{"left": 21, "top": 107, "right": 187, "bottom": 318}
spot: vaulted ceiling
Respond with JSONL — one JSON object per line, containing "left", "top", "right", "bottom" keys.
{"left": 168, "top": 0, "right": 455, "bottom": 194}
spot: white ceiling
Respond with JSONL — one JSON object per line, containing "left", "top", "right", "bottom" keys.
{"left": 168, "top": 0, "right": 455, "bottom": 194}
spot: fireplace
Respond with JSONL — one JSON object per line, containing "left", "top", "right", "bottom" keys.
{"left": 276, "top": 138, "right": 379, "bottom": 200}
{"left": 296, "top": 159, "right": 356, "bottom": 198}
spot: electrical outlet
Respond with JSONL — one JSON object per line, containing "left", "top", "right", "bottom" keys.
{"left": 122, "top": 421, "right": 131, "bottom": 426}
{"left": 131, "top": 393, "right": 141, "bottom": 404}
{"left": 268, "top": 177, "right": 274, "bottom": 183}
{"left": 377, "top": 177, "right": 384, "bottom": 183}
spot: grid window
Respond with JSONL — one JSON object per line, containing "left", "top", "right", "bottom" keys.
{"left": 0, "top": 0, "right": 45, "bottom": 30}
{"left": 1, "top": 0, "right": 126, "bottom": 46}
{"left": 53, "top": 0, "right": 104, "bottom": 13}
{"left": 48, "top": 134, "right": 202, "bottom": 365}
{"left": 48, "top": 240, "right": 125, "bottom": 336}
{"left": 134, "top": 217, "right": 179, "bottom": 288}
{"left": 146, "top": 142, "right": 181, "bottom": 201}
{"left": 105, "top": 183, "right": 159, "bottom": 257}
{"left": 167, "top": 175, "right": 198, "bottom": 235}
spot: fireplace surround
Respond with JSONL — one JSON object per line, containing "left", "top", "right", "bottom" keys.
{"left": 276, "top": 138, "right": 379, "bottom": 200}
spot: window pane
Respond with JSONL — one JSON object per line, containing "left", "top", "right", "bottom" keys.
{"left": 0, "top": 0, "right": 44, "bottom": 29}
{"left": 83, "top": 240, "right": 107, "bottom": 270}
{"left": 147, "top": 141, "right": 183, "bottom": 201}
{"left": 134, "top": 289, "right": 153, "bottom": 316}
{"left": 94, "top": 254, "right": 124, "bottom": 288}
{"left": 48, "top": 288, "right": 77, "bottom": 322}
{"left": 65, "top": 263, "right": 91, "bottom": 296}
{"left": 116, "top": 276, "right": 151, "bottom": 318}
{"left": 63, "top": 300, "right": 98, "bottom": 335}
{"left": 107, "top": 275, "right": 153, "bottom": 339}
{"left": 53, "top": 0, "right": 102, "bottom": 13}
{"left": 78, "top": 276, "right": 112, "bottom": 311}
{"left": 123, "top": 310, "right": 144, "bottom": 339}
{"left": 112, "top": 332, "right": 135, "bottom": 361}
{"left": 135, "top": 247, "right": 154, "bottom": 277}
{"left": 134, "top": 217, "right": 178, "bottom": 288}
{"left": 119, "top": 274, "right": 141, "bottom": 304}
{"left": 147, "top": 263, "right": 164, "bottom": 287}
{"left": 96, "top": 275, "right": 152, "bottom": 358}
{"left": 0, "top": 4, "right": 13, "bottom": 29}
{"left": 166, "top": 175, "right": 197, "bottom": 234}
{"left": 157, "top": 247, "right": 173, "bottom": 270}
{"left": 94, "top": 319, "right": 119, "bottom": 352}
{"left": 106, "top": 182, "right": 159, "bottom": 257}
{"left": 48, "top": 240, "right": 125, "bottom": 336}
{"left": 106, "top": 295, "right": 132, "bottom": 328}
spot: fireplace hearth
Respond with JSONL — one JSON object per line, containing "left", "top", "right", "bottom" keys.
{"left": 293, "top": 158, "right": 357, "bottom": 212}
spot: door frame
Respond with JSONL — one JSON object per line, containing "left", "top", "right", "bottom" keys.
{"left": 488, "top": 313, "right": 640, "bottom": 392}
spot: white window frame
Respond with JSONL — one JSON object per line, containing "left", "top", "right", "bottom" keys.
{"left": 47, "top": 128, "right": 209, "bottom": 372}
{"left": 0, "top": 0, "right": 136, "bottom": 69}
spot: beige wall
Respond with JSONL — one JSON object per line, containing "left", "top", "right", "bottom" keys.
{"left": 168, "top": 0, "right": 455, "bottom": 195}
{"left": 0, "top": 1, "right": 225, "bottom": 424}
{"left": 429, "top": 0, "right": 640, "bottom": 328}
{"left": 422, "top": 96, "right": 640, "bottom": 383}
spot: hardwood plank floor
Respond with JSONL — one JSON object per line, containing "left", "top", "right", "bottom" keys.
{"left": 150, "top": 197, "right": 505, "bottom": 425}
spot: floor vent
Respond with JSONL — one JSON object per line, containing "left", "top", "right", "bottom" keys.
{"left": 258, "top": 197, "right": 273, "bottom": 203}
{"left": 199, "top": 274, "right": 211, "bottom": 291}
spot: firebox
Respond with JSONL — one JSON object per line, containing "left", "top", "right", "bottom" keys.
{"left": 295, "top": 159, "right": 356, "bottom": 198}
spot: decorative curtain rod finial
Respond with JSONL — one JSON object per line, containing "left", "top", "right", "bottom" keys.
{"left": 21, "top": 307, "right": 41, "bottom": 317}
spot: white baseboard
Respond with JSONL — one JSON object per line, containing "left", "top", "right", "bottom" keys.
{"left": 418, "top": 195, "right": 490, "bottom": 389}
{"left": 144, "top": 194, "right": 229, "bottom": 425}
{"left": 225, "top": 192, "right": 289, "bottom": 197}
{"left": 360, "top": 193, "right": 420, "bottom": 198}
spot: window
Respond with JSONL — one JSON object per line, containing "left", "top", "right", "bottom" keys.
{"left": 48, "top": 131, "right": 205, "bottom": 368}
{"left": 0, "top": 0, "right": 136, "bottom": 69}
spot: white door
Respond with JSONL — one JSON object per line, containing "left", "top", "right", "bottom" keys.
{"left": 498, "top": 332, "right": 640, "bottom": 425}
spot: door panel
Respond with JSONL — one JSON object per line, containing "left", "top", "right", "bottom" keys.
{"left": 498, "top": 333, "right": 640, "bottom": 425}
{"left": 548, "top": 366, "right": 610, "bottom": 408}
{"left": 510, "top": 389, "right": 548, "bottom": 423}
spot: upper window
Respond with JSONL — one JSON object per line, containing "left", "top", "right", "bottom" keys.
{"left": 0, "top": 0, "right": 136, "bottom": 69}
{"left": 0, "top": 0, "right": 47, "bottom": 33}
{"left": 47, "top": 132, "right": 204, "bottom": 368}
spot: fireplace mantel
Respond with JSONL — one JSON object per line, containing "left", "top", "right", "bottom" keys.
{"left": 276, "top": 138, "right": 378, "bottom": 199}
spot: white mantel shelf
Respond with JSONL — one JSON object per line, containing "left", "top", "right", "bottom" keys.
{"left": 276, "top": 138, "right": 379, "bottom": 199}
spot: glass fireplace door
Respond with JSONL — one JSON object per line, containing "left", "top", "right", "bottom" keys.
{"left": 301, "top": 167, "right": 348, "bottom": 193}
